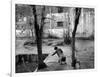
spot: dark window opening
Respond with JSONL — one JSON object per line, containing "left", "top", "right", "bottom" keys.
{"left": 58, "top": 7, "right": 63, "bottom": 13}
{"left": 57, "top": 22, "right": 63, "bottom": 27}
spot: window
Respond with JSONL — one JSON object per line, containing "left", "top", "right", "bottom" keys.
{"left": 58, "top": 7, "right": 63, "bottom": 13}
{"left": 57, "top": 22, "right": 63, "bottom": 27}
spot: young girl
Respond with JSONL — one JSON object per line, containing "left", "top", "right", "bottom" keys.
{"left": 52, "top": 46, "right": 66, "bottom": 65}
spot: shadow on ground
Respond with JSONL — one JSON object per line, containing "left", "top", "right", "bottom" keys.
{"left": 16, "top": 54, "right": 48, "bottom": 73}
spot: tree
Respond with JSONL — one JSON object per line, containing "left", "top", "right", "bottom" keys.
{"left": 30, "top": 5, "right": 47, "bottom": 70}
{"left": 27, "top": 16, "right": 34, "bottom": 39}
{"left": 71, "top": 8, "right": 81, "bottom": 69}
{"left": 64, "top": 8, "right": 71, "bottom": 45}
{"left": 16, "top": 4, "right": 34, "bottom": 38}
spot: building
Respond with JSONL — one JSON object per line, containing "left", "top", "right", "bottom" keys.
{"left": 44, "top": 7, "right": 94, "bottom": 38}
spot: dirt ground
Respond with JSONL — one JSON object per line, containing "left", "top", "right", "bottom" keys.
{"left": 15, "top": 38, "right": 94, "bottom": 72}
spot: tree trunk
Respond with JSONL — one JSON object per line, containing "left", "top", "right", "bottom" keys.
{"left": 36, "top": 32, "right": 46, "bottom": 69}
{"left": 71, "top": 8, "right": 81, "bottom": 69}
{"left": 31, "top": 5, "right": 46, "bottom": 70}
{"left": 64, "top": 9, "right": 71, "bottom": 45}
{"left": 30, "top": 29, "right": 33, "bottom": 38}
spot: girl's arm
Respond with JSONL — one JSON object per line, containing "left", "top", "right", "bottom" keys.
{"left": 52, "top": 51, "right": 57, "bottom": 56}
